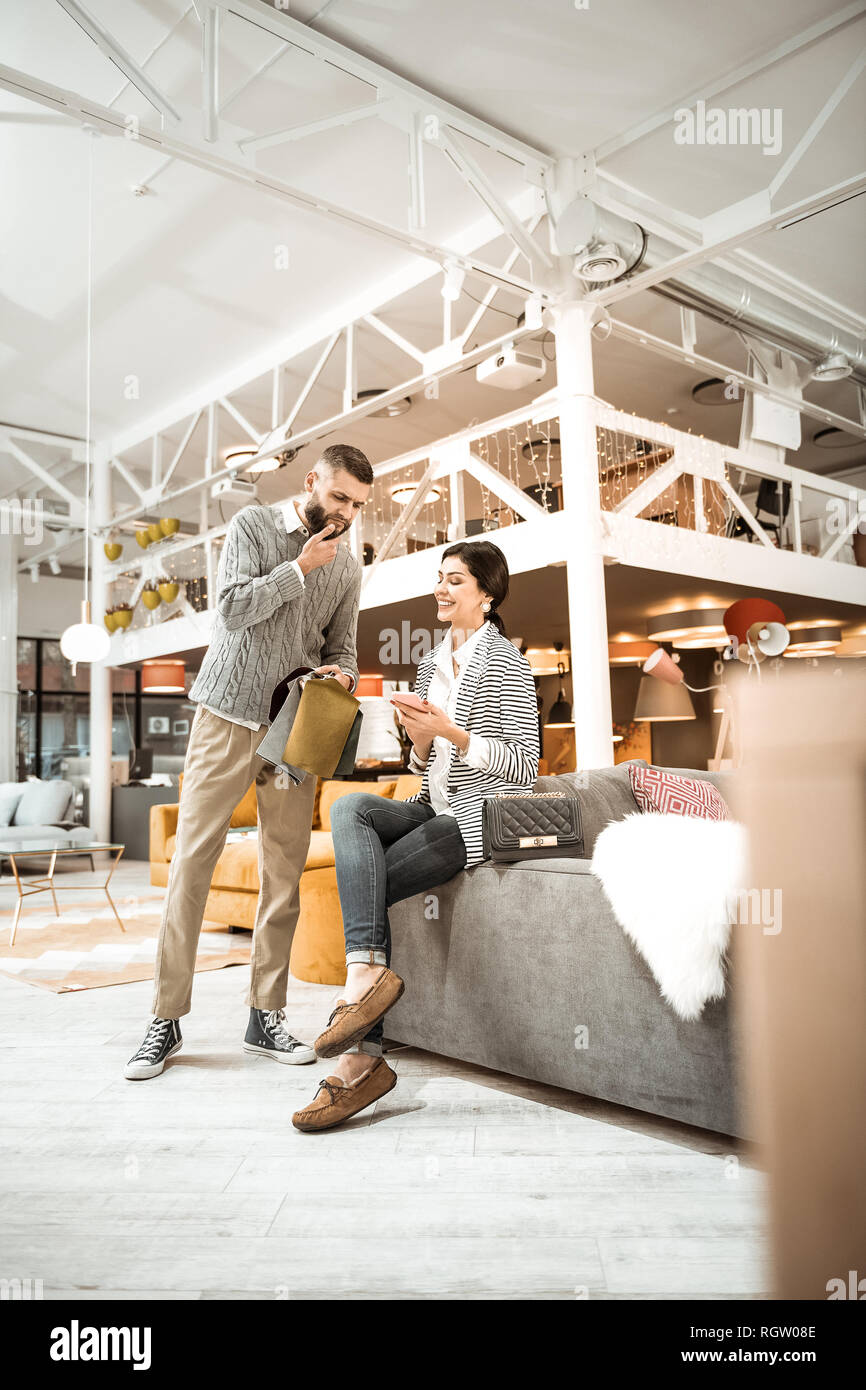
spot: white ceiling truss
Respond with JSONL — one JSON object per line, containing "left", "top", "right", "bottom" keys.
{"left": 2, "top": 0, "right": 865, "bottom": 578}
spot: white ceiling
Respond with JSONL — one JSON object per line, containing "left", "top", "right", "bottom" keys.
{"left": 1, "top": 0, "right": 864, "bottom": 544}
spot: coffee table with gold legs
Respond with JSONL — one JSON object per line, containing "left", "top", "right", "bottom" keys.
{"left": 0, "top": 838, "right": 126, "bottom": 947}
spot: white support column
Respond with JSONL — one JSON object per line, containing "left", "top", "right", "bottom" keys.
{"left": 89, "top": 454, "right": 112, "bottom": 841}
{"left": 448, "top": 467, "right": 466, "bottom": 541}
{"left": 552, "top": 298, "right": 614, "bottom": 770}
{"left": 0, "top": 534, "right": 18, "bottom": 782}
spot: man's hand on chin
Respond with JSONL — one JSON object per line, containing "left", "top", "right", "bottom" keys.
{"left": 313, "top": 664, "right": 353, "bottom": 691}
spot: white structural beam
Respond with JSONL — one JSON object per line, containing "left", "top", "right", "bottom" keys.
{"left": 362, "top": 314, "right": 426, "bottom": 365}
{"left": 159, "top": 410, "right": 203, "bottom": 494}
{"left": 110, "top": 455, "right": 147, "bottom": 502}
{"left": 602, "top": 511, "right": 866, "bottom": 606}
{"left": 3, "top": 438, "right": 84, "bottom": 517}
{"left": 54, "top": 0, "right": 182, "bottom": 123}
{"left": 769, "top": 48, "right": 866, "bottom": 198}
{"left": 239, "top": 100, "right": 386, "bottom": 153}
{"left": 179, "top": 318, "right": 542, "bottom": 512}
{"left": 0, "top": 425, "right": 85, "bottom": 458}
{"left": 465, "top": 450, "right": 549, "bottom": 521}
{"left": 592, "top": 168, "right": 866, "bottom": 338}
{"left": 212, "top": 0, "right": 553, "bottom": 180}
{"left": 408, "top": 108, "right": 426, "bottom": 231}
{"left": 365, "top": 456, "right": 441, "bottom": 573}
{"left": 202, "top": 3, "right": 220, "bottom": 143}
{"left": 606, "top": 316, "right": 866, "bottom": 440}
{"left": 613, "top": 457, "right": 685, "bottom": 519}
{"left": 14, "top": 527, "right": 83, "bottom": 574}
{"left": 283, "top": 331, "right": 341, "bottom": 433}
{"left": 593, "top": 2, "right": 866, "bottom": 162}
{"left": 552, "top": 299, "right": 615, "bottom": 771}
{"left": 593, "top": 174, "right": 866, "bottom": 311}
{"left": 0, "top": 64, "right": 550, "bottom": 302}
{"left": 82, "top": 180, "right": 538, "bottom": 471}
{"left": 217, "top": 396, "right": 261, "bottom": 444}
{"left": 436, "top": 128, "right": 553, "bottom": 274}
{"left": 718, "top": 478, "right": 776, "bottom": 548}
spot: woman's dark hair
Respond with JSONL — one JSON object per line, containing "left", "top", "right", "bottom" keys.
{"left": 441, "top": 539, "right": 509, "bottom": 636}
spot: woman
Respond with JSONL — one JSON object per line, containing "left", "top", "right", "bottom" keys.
{"left": 292, "top": 540, "right": 539, "bottom": 1132}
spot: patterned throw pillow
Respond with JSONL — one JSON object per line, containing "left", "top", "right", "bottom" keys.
{"left": 628, "top": 764, "right": 730, "bottom": 821}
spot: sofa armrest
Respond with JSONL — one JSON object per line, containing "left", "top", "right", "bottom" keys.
{"left": 150, "top": 803, "right": 179, "bottom": 862}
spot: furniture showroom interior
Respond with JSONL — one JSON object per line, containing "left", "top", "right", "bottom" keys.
{"left": 1, "top": 0, "right": 864, "bottom": 1339}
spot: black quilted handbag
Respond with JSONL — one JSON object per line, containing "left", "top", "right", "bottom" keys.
{"left": 482, "top": 791, "right": 585, "bottom": 863}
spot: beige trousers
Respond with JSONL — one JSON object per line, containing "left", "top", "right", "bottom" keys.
{"left": 152, "top": 705, "right": 318, "bottom": 1019}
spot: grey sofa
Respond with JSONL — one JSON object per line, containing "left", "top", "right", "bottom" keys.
{"left": 0, "top": 779, "right": 93, "bottom": 852}
{"left": 387, "top": 759, "right": 747, "bottom": 1139}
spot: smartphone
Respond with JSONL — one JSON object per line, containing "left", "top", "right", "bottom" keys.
{"left": 390, "top": 691, "right": 428, "bottom": 711}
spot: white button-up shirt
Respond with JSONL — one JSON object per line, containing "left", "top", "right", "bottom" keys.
{"left": 423, "top": 622, "right": 493, "bottom": 816}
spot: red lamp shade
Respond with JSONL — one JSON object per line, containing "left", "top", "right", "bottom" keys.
{"left": 723, "top": 599, "right": 786, "bottom": 645}
{"left": 141, "top": 659, "right": 186, "bottom": 693}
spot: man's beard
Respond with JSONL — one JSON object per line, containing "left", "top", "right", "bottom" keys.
{"left": 302, "top": 496, "right": 349, "bottom": 536}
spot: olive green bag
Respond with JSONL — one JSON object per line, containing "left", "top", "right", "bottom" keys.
{"left": 256, "top": 668, "right": 363, "bottom": 782}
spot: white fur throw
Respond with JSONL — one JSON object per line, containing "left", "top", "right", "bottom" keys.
{"left": 591, "top": 812, "right": 748, "bottom": 1021}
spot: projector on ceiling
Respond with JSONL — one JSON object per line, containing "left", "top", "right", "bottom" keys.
{"left": 476, "top": 347, "right": 546, "bottom": 390}
{"left": 211, "top": 477, "right": 258, "bottom": 503}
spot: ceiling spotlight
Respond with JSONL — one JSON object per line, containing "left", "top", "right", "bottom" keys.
{"left": 691, "top": 377, "right": 737, "bottom": 406}
{"left": 441, "top": 261, "right": 465, "bottom": 302}
{"left": 389, "top": 482, "right": 442, "bottom": 506}
{"left": 356, "top": 389, "right": 412, "bottom": 418}
{"left": 224, "top": 447, "right": 258, "bottom": 471}
{"left": 572, "top": 243, "right": 628, "bottom": 283}
{"left": 48, "top": 556, "right": 62, "bottom": 575}
{"left": 242, "top": 445, "right": 304, "bottom": 475}
{"left": 811, "top": 353, "right": 852, "bottom": 382}
{"left": 812, "top": 427, "right": 861, "bottom": 450}
{"left": 521, "top": 437, "right": 561, "bottom": 464}
{"left": 29, "top": 563, "right": 39, "bottom": 583}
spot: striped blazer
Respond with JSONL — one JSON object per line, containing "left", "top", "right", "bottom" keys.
{"left": 404, "top": 624, "right": 539, "bottom": 867}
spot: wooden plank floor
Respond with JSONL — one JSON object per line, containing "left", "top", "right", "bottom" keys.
{"left": 0, "top": 860, "right": 770, "bottom": 1300}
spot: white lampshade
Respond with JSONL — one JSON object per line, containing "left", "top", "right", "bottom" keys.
{"left": 60, "top": 602, "right": 110, "bottom": 665}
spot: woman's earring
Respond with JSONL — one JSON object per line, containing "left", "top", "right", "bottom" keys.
{"left": 482, "top": 603, "right": 490, "bottom": 613}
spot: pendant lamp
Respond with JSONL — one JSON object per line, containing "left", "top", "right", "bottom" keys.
{"left": 60, "top": 129, "right": 110, "bottom": 671}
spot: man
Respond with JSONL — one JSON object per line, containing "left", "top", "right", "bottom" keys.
{"left": 125, "top": 443, "right": 373, "bottom": 1079}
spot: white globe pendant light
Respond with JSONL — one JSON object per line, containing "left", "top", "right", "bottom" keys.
{"left": 60, "top": 128, "right": 110, "bottom": 672}
{"left": 61, "top": 602, "right": 110, "bottom": 666}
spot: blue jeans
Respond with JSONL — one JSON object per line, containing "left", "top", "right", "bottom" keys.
{"left": 329, "top": 793, "right": 468, "bottom": 1055}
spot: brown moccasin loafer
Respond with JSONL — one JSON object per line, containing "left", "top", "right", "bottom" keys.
{"left": 314, "top": 967, "right": 405, "bottom": 1059}
{"left": 291, "top": 1057, "right": 397, "bottom": 1133}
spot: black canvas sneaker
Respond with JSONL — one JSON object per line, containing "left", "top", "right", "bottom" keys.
{"left": 243, "top": 1008, "right": 315, "bottom": 1065}
{"left": 125, "top": 1017, "right": 183, "bottom": 1080}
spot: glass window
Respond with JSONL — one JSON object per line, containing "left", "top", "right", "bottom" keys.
{"left": 141, "top": 695, "right": 197, "bottom": 762}
{"left": 39, "top": 692, "right": 90, "bottom": 780}
{"left": 41, "top": 639, "right": 89, "bottom": 693}
{"left": 17, "top": 637, "right": 37, "bottom": 692}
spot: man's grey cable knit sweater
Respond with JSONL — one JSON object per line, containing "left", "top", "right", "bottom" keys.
{"left": 189, "top": 503, "right": 361, "bottom": 726}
